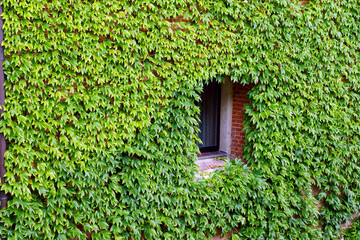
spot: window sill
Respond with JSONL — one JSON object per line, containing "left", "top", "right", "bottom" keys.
{"left": 197, "top": 151, "right": 227, "bottom": 160}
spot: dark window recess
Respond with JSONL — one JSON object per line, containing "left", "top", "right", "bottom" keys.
{"left": 197, "top": 81, "right": 221, "bottom": 153}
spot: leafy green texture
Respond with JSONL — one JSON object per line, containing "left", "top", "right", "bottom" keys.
{"left": 343, "top": 217, "right": 360, "bottom": 239}
{"left": 1, "top": 0, "right": 360, "bottom": 239}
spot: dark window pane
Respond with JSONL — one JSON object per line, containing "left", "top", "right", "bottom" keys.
{"left": 197, "top": 81, "right": 220, "bottom": 152}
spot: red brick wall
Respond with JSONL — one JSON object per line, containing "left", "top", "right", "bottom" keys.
{"left": 230, "top": 83, "right": 254, "bottom": 159}
{"left": 300, "top": 0, "right": 309, "bottom": 6}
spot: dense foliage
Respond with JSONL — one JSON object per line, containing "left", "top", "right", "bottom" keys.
{"left": 0, "top": 0, "right": 359, "bottom": 239}
{"left": 343, "top": 217, "right": 360, "bottom": 239}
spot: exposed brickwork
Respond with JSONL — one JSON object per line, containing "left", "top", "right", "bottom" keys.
{"left": 230, "top": 83, "right": 254, "bottom": 159}
{"left": 212, "top": 231, "right": 231, "bottom": 240}
{"left": 197, "top": 158, "right": 226, "bottom": 172}
{"left": 299, "top": 0, "right": 309, "bottom": 6}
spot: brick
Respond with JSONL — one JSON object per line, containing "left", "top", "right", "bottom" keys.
{"left": 231, "top": 83, "right": 254, "bottom": 159}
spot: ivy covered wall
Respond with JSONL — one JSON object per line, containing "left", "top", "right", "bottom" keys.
{"left": 0, "top": 0, "right": 359, "bottom": 239}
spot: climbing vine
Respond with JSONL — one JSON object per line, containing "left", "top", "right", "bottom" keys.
{"left": 0, "top": 0, "right": 359, "bottom": 239}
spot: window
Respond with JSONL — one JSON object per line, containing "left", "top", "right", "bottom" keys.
{"left": 196, "top": 78, "right": 233, "bottom": 159}
{"left": 197, "top": 81, "right": 221, "bottom": 153}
